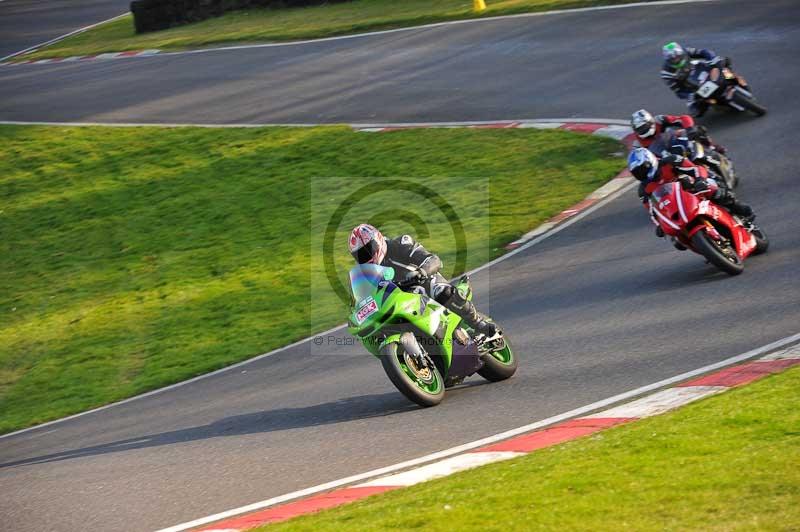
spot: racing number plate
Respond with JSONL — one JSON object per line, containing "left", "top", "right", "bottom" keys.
{"left": 355, "top": 297, "right": 378, "bottom": 324}
{"left": 697, "top": 80, "right": 719, "bottom": 98}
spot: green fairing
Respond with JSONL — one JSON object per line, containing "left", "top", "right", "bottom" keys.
{"left": 346, "top": 265, "right": 472, "bottom": 373}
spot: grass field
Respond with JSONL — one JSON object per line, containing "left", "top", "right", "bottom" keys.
{"left": 259, "top": 365, "right": 800, "bottom": 531}
{"left": 20, "top": 0, "right": 642, "bottom": 60}
{"left": 0, "top": 125, "right": 623, "bottom": 433}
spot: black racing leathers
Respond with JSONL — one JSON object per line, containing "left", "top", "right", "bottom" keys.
{"left": 380, "top": 235, "right": 497, "bottom": 336}
{"left": 660, "top": 47, "right": 723, "bottom": 117}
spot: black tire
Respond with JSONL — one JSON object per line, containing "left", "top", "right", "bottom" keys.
{"left": 751, "top": 225, "right": 769, "bottom": 255}
{"left": 732, "top": 91, "right": 767, "bottom": 116}
{"left": 691, "top": 229, "right": 744, "bottom": 276}
{"left": 380, "top": 336, "right": 444, "bottom": 407}
{"left": 718, "top": 155, "right": 738, "bottom": 189}
{"left": 477, "top": 335, "right": 518, "bottom": 382}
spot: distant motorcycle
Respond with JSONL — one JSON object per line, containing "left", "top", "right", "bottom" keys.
{"left": 687, "top": 59, "right": 766, "bottom": 116}
{"left": 347, "top": 264, "right": 516, "bottom": 406}
{"left": 649, "top": 180, "right": 768, "bottom": 275}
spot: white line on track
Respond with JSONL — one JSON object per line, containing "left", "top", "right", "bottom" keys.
{"left": 0, "top": 11, "right": 129, "bottom": 63}
{"left": 0, "top": 0, "right": 715, "bottom": 65}
{"left": 158, "top": 333, "right": 800, "bottom": 532}
{"left": 127, "top": 0, "right": 717, "bottom": 62}
{"left": 0, "top": 118, "right": 631, "bottom": 128}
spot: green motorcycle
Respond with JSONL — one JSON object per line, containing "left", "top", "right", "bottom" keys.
{"left": 347, "top": 264, "right": 517, "bottom": 407}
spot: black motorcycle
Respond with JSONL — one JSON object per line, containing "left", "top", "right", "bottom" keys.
{"left": 687, "top": 59, "right": 766, "bottom": 116}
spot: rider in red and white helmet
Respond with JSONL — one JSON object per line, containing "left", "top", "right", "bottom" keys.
{"left": 349, "top": 223, "right": 387, "bottom": 265}
{"left": 348, "top": 224, "right": 498, "bottom": 338}
{"left": 630, "top": 108, "right": 726, "bottom": 155}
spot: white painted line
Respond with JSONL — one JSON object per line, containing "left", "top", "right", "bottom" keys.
{"left": 587, "top": 176, "right": 633, "bottom": 200}
{"left": 0, "top": 118, "right": 630, "bottom": 129}
{"left": 584, "top": 386, "right": 725, "bottom": 419}
{"left": 513, "top": 221, "right": 558, "bottom": 244}
{"left": 143, "top": 0, "right": 716, "bottom": 62}
{"left": 110, "top": 437, "right": 152, "bottom": 447}
{"left": 0, "top": 12, "right": 129, "bottom": 63}
{"left": 2, "top": 1, "right": 715, "bottom": 66}
{"left": 468, "top": 177, "right": 637, "bottom": 277}
{"left": 593, "top": 125, "right": 634, "bottom": 141}
{"left": 356, "top": 451, "right": 523, "bottom": 488}
{"left": 518, "top": 122, "right": 564, "bottom": 129}
{"left": 157, "top": 333, "right": 800, "bottom": 532}
{"left": 759, "top": 344, "right": 800, "bottom": 361}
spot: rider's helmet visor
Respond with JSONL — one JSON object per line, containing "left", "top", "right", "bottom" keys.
{"left": 352, "top": 239, "right": 382, "bottom": 264}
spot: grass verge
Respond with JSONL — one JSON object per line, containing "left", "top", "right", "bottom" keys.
{"left": 259, "top": 365, "right": 800, "bottom": 531}
{"left": 20, "top": 0, "right": 644, "bottom": 60}
{"left": 0, "top": 125, "right": 623, "bottom": 433}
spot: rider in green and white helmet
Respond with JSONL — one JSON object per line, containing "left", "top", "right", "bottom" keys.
{"left": 660, "top": 42, "right": 732, "bottom": 117}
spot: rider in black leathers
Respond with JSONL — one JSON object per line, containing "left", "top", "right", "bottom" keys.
{"left": 660, "top": 41, "right": 733, "bottom": 117}
{"left": 348, "top": 224, "right": 499, "bottom": 337}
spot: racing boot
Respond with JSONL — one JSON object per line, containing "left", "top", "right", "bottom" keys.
{"left": 713, "top": 188, "right": 754, "bottom": 222}
{"left": 446, "top": 293, "right": 498, "bottom": 338}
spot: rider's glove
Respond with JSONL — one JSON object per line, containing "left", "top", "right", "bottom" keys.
{"left": 398, "top": 267, "right": 424, "bottom": 287}
{"left": 691, "top": 180, "right": 709, "bottom": 193}
{"left": 677, "top": 175, "right": 694, "bottom": 189}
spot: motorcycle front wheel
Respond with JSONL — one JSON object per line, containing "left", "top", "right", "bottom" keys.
{"left": 380, "top": 333, "right": 444, "bottom": 407}
{"left": 691, "top": 230, "right": 744, "bottom": 275}
{"left": 731, "top": 91, "right": 767, "bottom": 116}
{"left": 751, "top": 225, "right": 769, "bottom": 255}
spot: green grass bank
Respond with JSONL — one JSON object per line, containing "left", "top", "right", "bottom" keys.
{"left": 0, "top": 125, "right": 623, "bottom": 433}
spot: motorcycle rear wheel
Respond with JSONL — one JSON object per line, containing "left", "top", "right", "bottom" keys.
{"left": 718, "top": 155, "right": 738, "bottom": 189}
{"left": 380, "top": 334, "right": 444, "bottom": 407}
{"left": 691, "top": 230, "right": 744, "bottom": 275}
{"left": 477, "top": 334, "right": 518, "bottom": 382}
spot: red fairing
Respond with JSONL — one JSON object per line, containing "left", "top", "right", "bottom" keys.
{"left": 649, "top": 182, "right": 757, "bottom": 260}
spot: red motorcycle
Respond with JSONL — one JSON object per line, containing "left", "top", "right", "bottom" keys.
{"left": 649, "top": 181, "right": 768, "bottom": 275}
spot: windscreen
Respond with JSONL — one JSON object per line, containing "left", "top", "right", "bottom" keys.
{"left": 349, "top": 264, "right": 394, "bottom": 304}
{"left": 650, "top": 183, "right": 676, "bottom": 203}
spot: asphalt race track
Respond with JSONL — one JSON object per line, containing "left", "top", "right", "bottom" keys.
{"left": 1, "top": 1, "right": 799, "bottom": 531}
{"left": 0, "top": 0, "right": 130, "bottom": 60}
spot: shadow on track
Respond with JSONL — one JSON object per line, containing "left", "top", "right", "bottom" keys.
{"left": 0, "top": 392, "right": 417, "bottom": 469}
